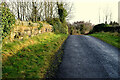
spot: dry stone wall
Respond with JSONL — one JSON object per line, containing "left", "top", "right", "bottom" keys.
{"left": 11, "top": 20, "right": 52, "bottom": 40}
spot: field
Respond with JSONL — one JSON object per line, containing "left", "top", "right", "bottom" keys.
{"left": 89, "top": 32, "right": 120, "bottom": 49}
{"left": 2, "top": 32, "right": 68, "bottom": 78}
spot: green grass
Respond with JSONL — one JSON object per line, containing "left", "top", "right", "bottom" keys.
{"left": 2, "top": 32, "right": 68, "bottom": 78}
{"left": 89, "top": 32, "right": 120, "bottom": 49}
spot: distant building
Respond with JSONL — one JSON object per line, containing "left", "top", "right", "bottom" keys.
{"left": 118, "top": 1, "right": 120, "bottom": 25}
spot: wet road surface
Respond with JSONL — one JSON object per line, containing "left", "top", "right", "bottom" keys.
{"left": 56, "top": 35, "right": 120, "bottom": 78}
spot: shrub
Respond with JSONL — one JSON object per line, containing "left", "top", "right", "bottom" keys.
{"left": 46, "top": 18, "right": 68, "bottom": 34}
{"left": 1, "top": 3, "right": 15, "bottom": 39}
{"left": 38, "top": 22, "right": 43, "bottom": 30}
{"left": 92, "top": 23, "right": 111, "bottom": 33}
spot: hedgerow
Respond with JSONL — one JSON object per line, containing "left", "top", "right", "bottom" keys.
{"left": 1, "top": 3, "right": 15, "bottom": 39}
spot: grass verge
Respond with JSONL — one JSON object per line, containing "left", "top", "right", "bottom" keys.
{"left": 89, "top": 32, "right": 120, "bottom": 49}
{"left": 45, "top": 36, "right": 69, "bottom": 78}
{"left": 2, "top": 32, "right": 68, "bottom": 78}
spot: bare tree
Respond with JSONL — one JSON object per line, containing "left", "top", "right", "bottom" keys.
{"left": 98, "top": 7, "right": 101, "bottom": 24}
{"left": 16, "top": 2, "right": 20, "bottom": 20}
{"left": 50, "top": 1, "right": 53, "bottom": 18}
{"left": 103, "top": 6, "right": 112, "bottom": 24}
{"left": 5, "top": 0, "right": 73, "bottom": 22}
{"left": 44, "top": 1, "right": 47, "bottom": 20}
{"left": 37, "top": 2, "right": 43, "bottom": 21}
{"left": 109, "top": 11, "right": 112, "bottom": 23}
{"left": 64, "top": 2, "right": 73, "bottom": 21}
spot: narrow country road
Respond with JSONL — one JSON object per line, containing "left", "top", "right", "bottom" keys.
{"left": 56, "top": 35, "right": 120, "bottom": 78}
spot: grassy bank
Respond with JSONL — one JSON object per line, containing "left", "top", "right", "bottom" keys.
{"left": 89, "top": 32, "right": 120, "bottom": 49}
{"left": 2, "top": 32, "right": 68, "bottom": 78}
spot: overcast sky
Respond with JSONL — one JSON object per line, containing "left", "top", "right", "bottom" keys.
{"left": 68, "top": 0, "right": 119, "bottom": 25}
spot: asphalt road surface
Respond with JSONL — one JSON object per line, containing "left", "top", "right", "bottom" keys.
{"left": 56, "top": 35, "right": 120, "bottom": 78}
